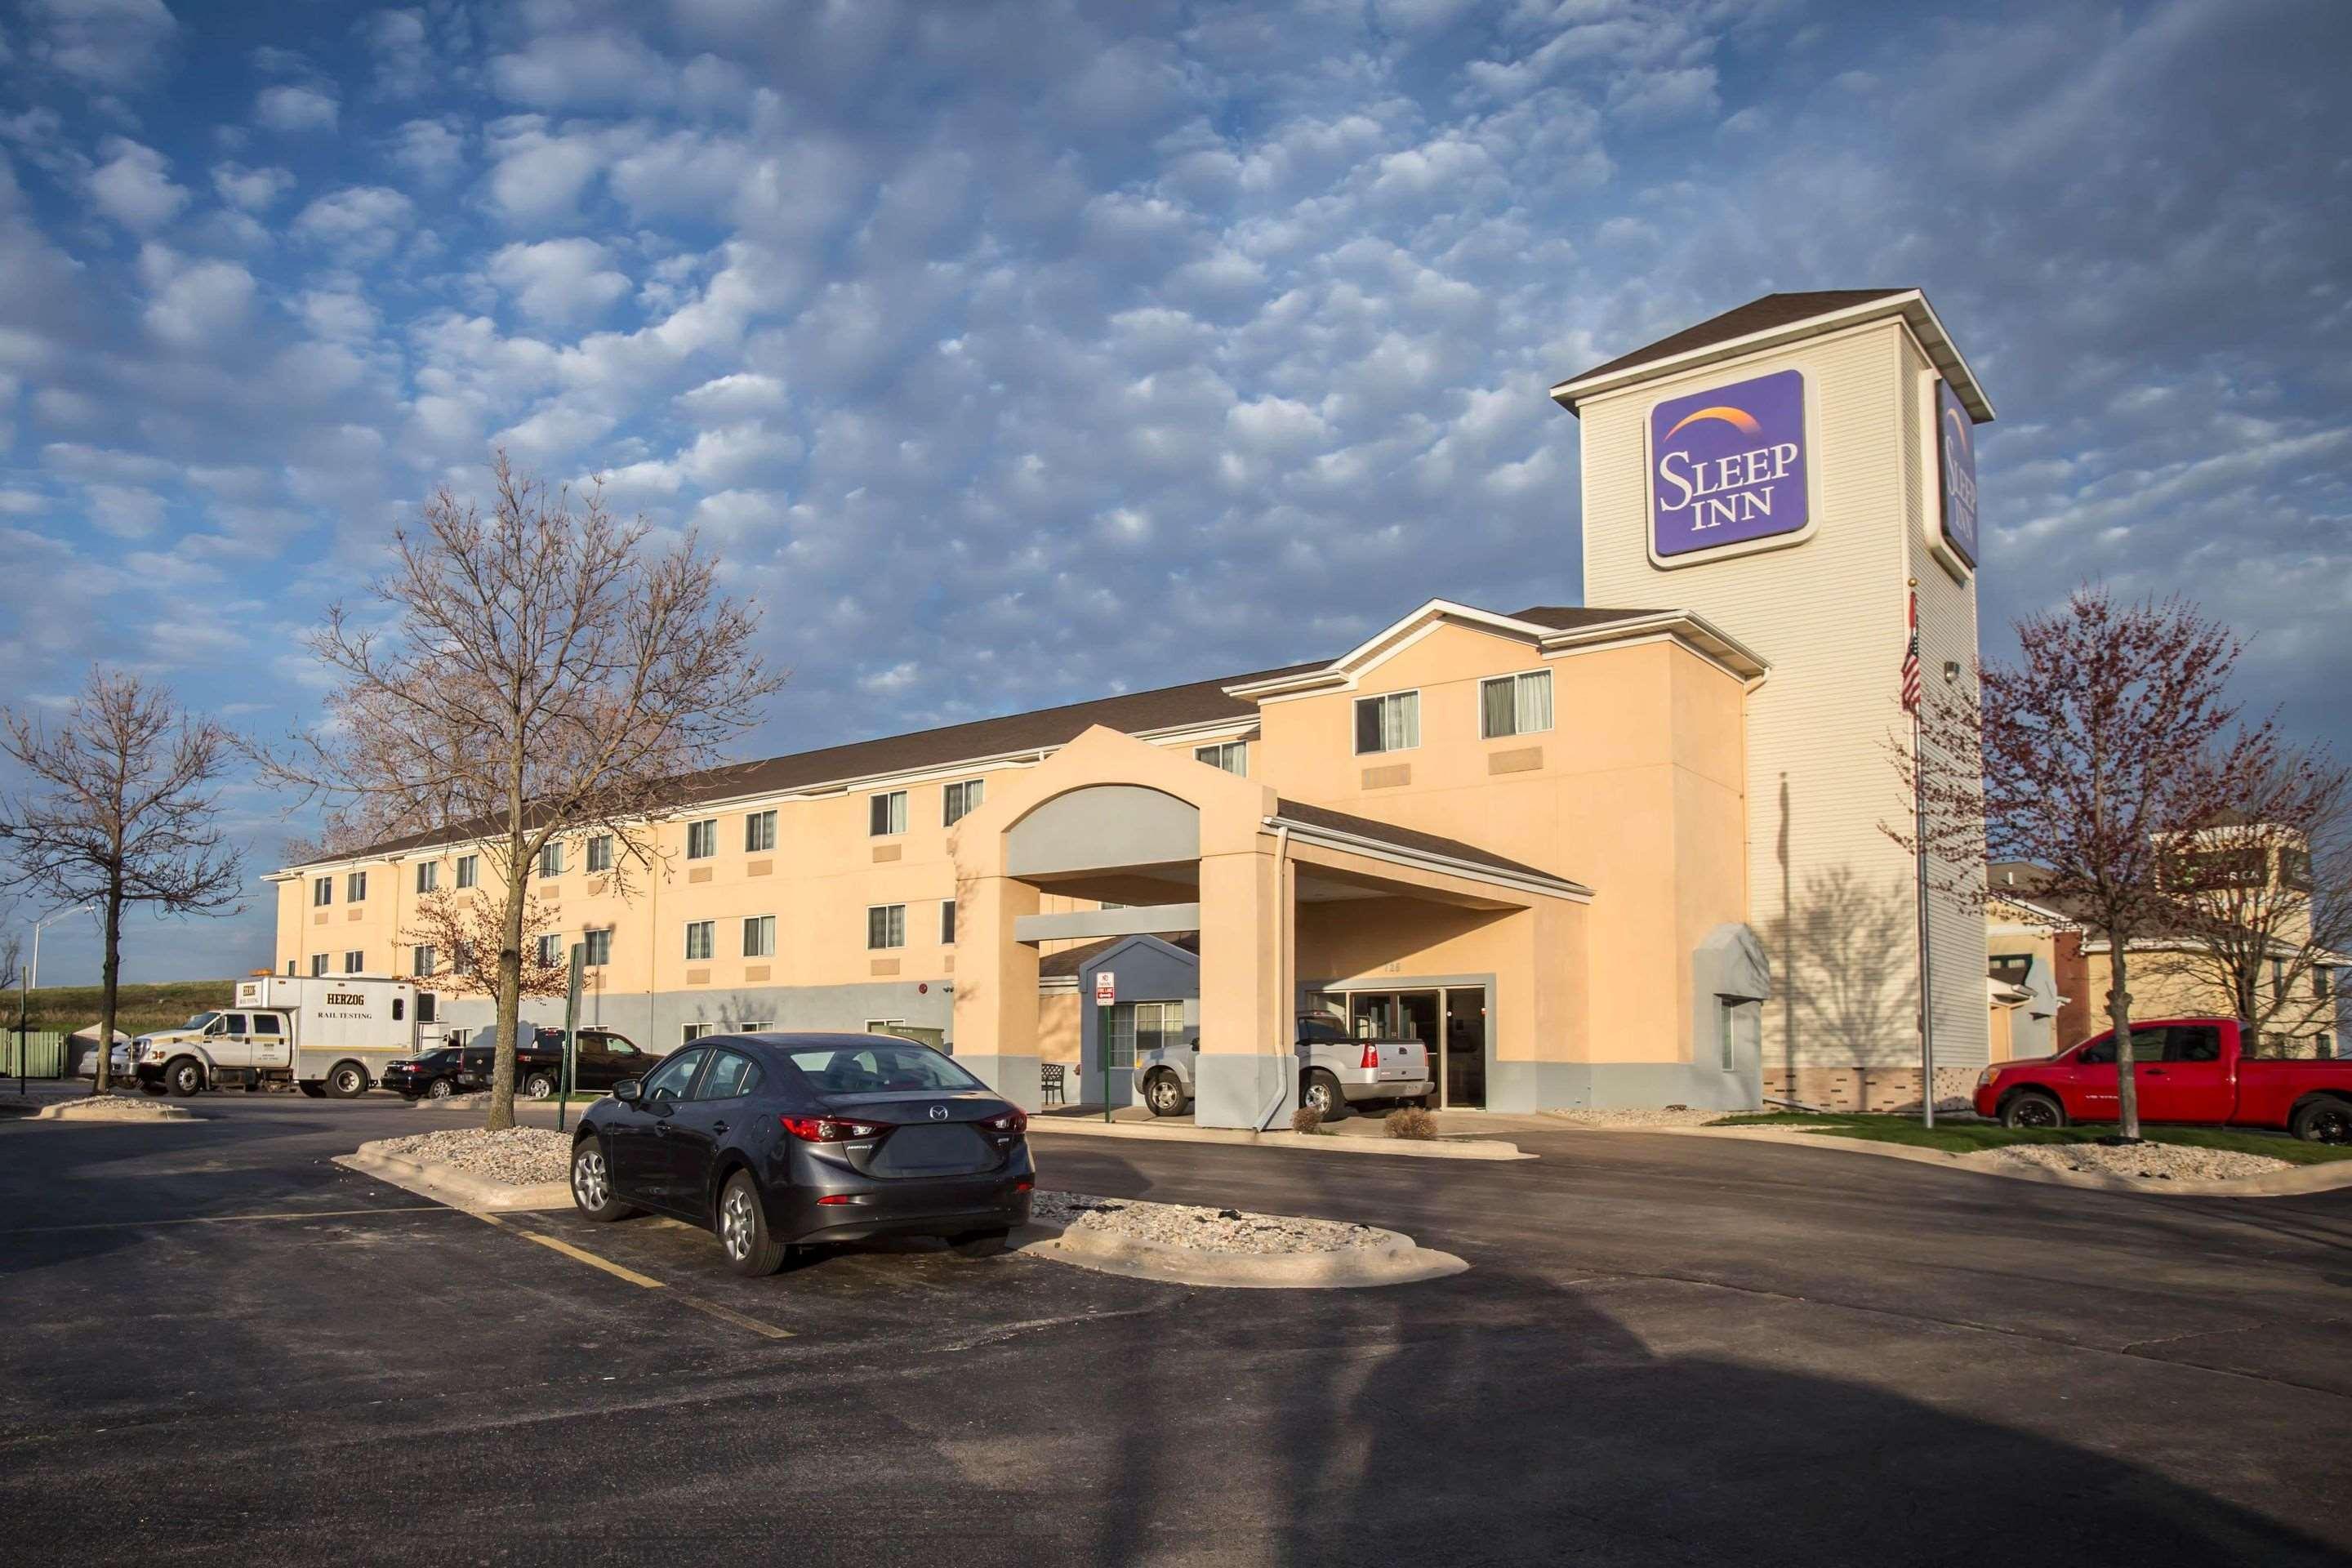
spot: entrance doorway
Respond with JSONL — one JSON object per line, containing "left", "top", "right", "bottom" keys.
{"left": 1339, "top": 987, "right": 1486, "bottom": 1110}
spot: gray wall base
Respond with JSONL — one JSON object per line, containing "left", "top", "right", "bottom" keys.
{"left": 1194, "top": 1054, "right": 1291, "bottom": 1129}
{"left": 1490, "top": 1060, "right": 1761, "bottom": 1114}
{"left": 959, "top": 1053, "right": 1041, "bottom": 1111}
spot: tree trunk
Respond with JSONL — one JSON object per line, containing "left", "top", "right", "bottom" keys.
{"left": 486, "top": 858, "right": 527, "bottom": 1132}
{"left": 95, "top": 875, "right": 125, "bottom": 1096}
{"left": 2107, "top": 938, "right": 2140, "bottom": 1143}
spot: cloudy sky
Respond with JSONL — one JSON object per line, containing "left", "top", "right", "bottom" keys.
{"left": 2, "top": 0, "right": 2346, "bottom": 985}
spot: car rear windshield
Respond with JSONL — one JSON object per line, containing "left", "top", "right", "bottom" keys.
{"left": 782, "top": 1042, "right": 982, "bottom": 1095}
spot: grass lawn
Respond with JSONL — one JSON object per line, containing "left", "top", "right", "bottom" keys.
{"left": 8, "top": 980, "right": 235, "bottom": 1037}
{"left": 1706, "top": 1111, "right": 2352, "bottom": 1165}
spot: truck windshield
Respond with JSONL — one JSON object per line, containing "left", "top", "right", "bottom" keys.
{"left": 183, "top": 1012, "right": 221, "bottom": 1032}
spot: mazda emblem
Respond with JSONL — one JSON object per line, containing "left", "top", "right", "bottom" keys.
{"left": 929, "top": 1104, "right": 948, "bottom": 1121}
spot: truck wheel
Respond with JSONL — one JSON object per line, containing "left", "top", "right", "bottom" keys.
{"left": 327, "top": 1062, "right": 368, "bottom": 1098}
{"left": 524, "top": 1072, "right": 556, "bottom": 1101}
{"left": 297, "top": 1082, "right": 327, "bottom": 1098}
{"left": 1302, "top": 1070, "right": 1348, "bottom": 1121}
{"left": 165, "top": 1057, "right": 204, "bottom": 1097}
{"left": 2292, "top": 1098, "right": 2352, "bottom": 1145}
{"left": 1144, "top": 1071, "right": 1188, "bottom": 1117}
{"left": 2002, "top": 1090, "right": 2065, "bottom": 1130}
{"left": 427, "top": 1077, "right": 456, "bottom": 1102}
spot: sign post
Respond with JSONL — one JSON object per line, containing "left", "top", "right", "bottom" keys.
{"left": 1094, "top": 970, "right": 1116, "bottom": 1122}
{"left": 557, "top": 943, "right": 584, "bottom": 1134}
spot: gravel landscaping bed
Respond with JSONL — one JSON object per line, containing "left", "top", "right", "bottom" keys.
{"left": 9, "top": 1093, "right": 191, "bottom": 1122}
{"left": 1031, "top": 1190, "right": 1386, "bottom": 1255}
{"left": 371, "top": 1128, "right": 572, "bottom": 1185}
{"left": 1969, "top": 1141, "right": 2289, "bottom": 1183}
{"left": 1543, "top": 1107, "right": 1731, "bottom": 1128}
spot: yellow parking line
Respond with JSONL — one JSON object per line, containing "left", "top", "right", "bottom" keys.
{"left": 468, "top": 1209, "right": 794, "bottom": 1337}
{"left": 670, "top": 1294, "right": 796, "bottom": 1339}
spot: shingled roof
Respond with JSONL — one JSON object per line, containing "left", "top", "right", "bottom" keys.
{"left": 1559, "top": 290, "right": 1912, "bottom": 392}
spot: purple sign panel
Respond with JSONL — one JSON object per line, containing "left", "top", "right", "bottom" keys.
{"left": 1649, "top": 369, "right": 1809, "bottom": 559}
{"left": 1936, "top": 377, "right": 1980, "bottom": 568}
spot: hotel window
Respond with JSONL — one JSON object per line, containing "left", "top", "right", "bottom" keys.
{"left": 2318, "top": 969, "right": 2334, "bottom": 1002}
{"left": 540, "top": 841, "right": 565, "bottom": 878}
{"left": 1353, "top": 691, "right": 1419, "bottom": 755}
{"left": 415, "top": 862, "right": 437, "bottom": 893}
{"left": 687, "top": 818, "right": 717, "bottom": 859}
{"left": 536, "top": 934, "right": 563, "bottom": 967}
{"left": 1103, "top": 1001, "right": 1184, "bottom": 1072}
{"left": 346, "top": 870, "right": 368, "bottom": 902}
{"left": 684, "top": 920, "right": 715, "bottom": 961}
{"left": 941, "top": 898, "right": 957, "bottom": 945}
{"left": 1480, "top": 670, "right": 1553, "bottom": 739}
{"left": 583, "top": 928, "right": 612, "bottom": 967}
{"left": 452, "top": 939, "right": 474, "bottom": 972}
{"left": 310, "top": 954, "right": 327, "bottom": 977}
{"left": 587, "top": 834, "right": 614, "bottom": 873}
{"left": 312, "top": 876, "right": 332, "bottom": 906}
{"left": 1718, "top": 1000, "right": 1736, "bottom": 1071}
{"left": 942, "top": 779, "right": 984, "bottom": 826}
{"left": 1194, "top": 741, "right": 1247, "bottom": 776}
{"left": 746, "top": 810, "right": 777, "bottom": 853}
{"left": 285, "top": 959, "right": 295, "bottom": 975}
{"left": 457, "top": 854, "right": 479, "bottom": 889}
{"left": 412, "top": 944, "right": 436, "bottom": 976}
{"left": 682, "top": 1022, "right": 714, "bottom": 1044}
{"left": 870, "top": 791, "right": 908, "bottom": 836}
{"left": 742, "top": 915, "right": 776, "bottom": 958}
{"left": 343, "top": 950, "right": 364, "bottom": 974}
{"left": 867, "top": 904, "right": 906, "bottom": 950}
{"left": 732, "top": 1021, "right": 766, "bottom": 1035}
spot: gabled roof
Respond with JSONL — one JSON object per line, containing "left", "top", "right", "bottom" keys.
{"left": 1269, "top": 797, "right": 1592, "bottom": 898}
{"left": 1550, "top": 288, "right": 1994, "bottom": 423}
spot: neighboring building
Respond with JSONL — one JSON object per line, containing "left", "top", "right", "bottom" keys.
{"left": 270, "top": 291, "right": 1997, "bottom": 1120}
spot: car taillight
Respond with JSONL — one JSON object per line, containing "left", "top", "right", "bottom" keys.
{"left": 1361, "top": 1043, "right": 1379, "bottom": 1069}
{"left": 979, "top": 1108, "right": 1027, "bottom": 1135}
{"left": 780, "top": 1115, "right": 890, "bottom": 1142}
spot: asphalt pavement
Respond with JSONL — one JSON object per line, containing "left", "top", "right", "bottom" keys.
{"left": 2, "top": 1089, "right": 2347, "bottom": 1567}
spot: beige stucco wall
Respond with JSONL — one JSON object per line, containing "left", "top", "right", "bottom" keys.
{"left": 1577, "top": 314, "right": 1989, "bottom": 1076}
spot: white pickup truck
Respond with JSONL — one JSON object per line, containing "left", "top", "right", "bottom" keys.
{"left": 1134, "top": 1012, "right": 1432, "bottom": 1120}
{"left": 131, "top": 975, "right": 443, "bottom": 1099}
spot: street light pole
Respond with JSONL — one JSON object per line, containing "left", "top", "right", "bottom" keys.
{"left": 22, "top": 905, "right": 96, "bottom": 1094}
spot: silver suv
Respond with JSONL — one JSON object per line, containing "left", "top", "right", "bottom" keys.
{"left": 1134, "top": 1013, "right": 1432, "bottom": 1120}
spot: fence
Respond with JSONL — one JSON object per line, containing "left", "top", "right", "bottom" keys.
{"left": 2, "top": 1031, "right": 68, "bottom": 1078}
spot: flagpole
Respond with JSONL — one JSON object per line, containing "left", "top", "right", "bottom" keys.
{"left": 1909, "top": 581, "right": 1937, "bottom": 1128}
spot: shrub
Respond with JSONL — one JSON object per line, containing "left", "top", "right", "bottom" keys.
{"left": 1289, "top": 1105, "right": 1325, "bottom": 1135}
{"left": 1385, "top": 1105, "right": 1439, "bottom": 1140}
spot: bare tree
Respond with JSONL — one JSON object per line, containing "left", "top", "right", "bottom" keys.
{"left": 265, "top": 452, "right": 783, "bottom": 1129}
{"left": 2140, "top": 745, "right": 2350, "bottom": 1050}
{"left": 0, "top": 669, "right": 246, "bottom": 1093}
{"left": 403, "top": 889, "right": 569, "bottom": 1004}
{"left": 1897, "top": 590, "right": 2274, "bottom": 1141}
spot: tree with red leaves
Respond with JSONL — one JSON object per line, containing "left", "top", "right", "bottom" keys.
{"left": 1899, "top": 590, "right": 2276, "bottom": 1142}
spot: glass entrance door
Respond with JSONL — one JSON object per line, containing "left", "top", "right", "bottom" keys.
{"left": 1443, "top": 987, "right": 1486, "bottom": 1109}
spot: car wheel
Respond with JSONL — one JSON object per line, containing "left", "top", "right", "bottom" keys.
{"left": 1144, "top": 1071, "right": 1188, "bottom": 1118}
{"left": 1302, "top": 1070, "right": 1348, "bottom": 1120}
{"left": 951, "top": 1227, "right": 1011, "bottom": 1258}
{"left": 524, "top": 1072, "right": 555, "bottom": 1102}
{"left": 327, "top": 1062, "right": 368, "bottom": 1099}
{"left": 2002, "top": 1090, "right": 2065, "bottom": 1130}
{"left": 166, "top": 1058, "right": 204, "bottom": 1097}
{"left": 718, "top": 1170, "right": 786, "bottom": 1276}
{"left": 570, "top": 1138, "right": 639, "bottom": 1222}
{"left": 2292, "top": 1098, "right": 2352, "bottom": 1145}
{"left": 427, "top": 1077, "right": 456, "bottom": 1101}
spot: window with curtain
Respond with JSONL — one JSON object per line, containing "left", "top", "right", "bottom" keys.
{"left": 416, "top": 862, "right": 437, "bottom": 893}
{"left": 539, "top": 842, "right": 564, "bottom": 877}
{"left": 866, "top": 904, "right": 906, "bottom": 949}
{"left": 312, "top": 876, "right": 332, "bottom": 906}
{"left": 870, "top": 791, "right": 908, "bottom": 835}
{"left": 1103, "top": 1000, "right": 1184, "bottom": 1071}
{"left": 412, "top": 944, "right": 436, "bottom": 975}
{"left": 587, "top": 835, "right": 614, "bottom": 872}
{"left": 742, "top": 915, "right": 775, "bottom": 957}
{"left": 686, "top": 819, "right": 717, "bottom": 859}
{"left": 940, "top": 898, "right": 956, "bottom": 945}
{"left": 535, "top": 934, "right": 562, "bottom": 966}
{"left": 942, "top": 779, "right": 984, "bottom": 826}
{"left": 684, "top": 921, "right": 714, "bottom": 960}
{"left": 343, "top": 950, "right": 363, "bottom": 973}
{"left": 583, "top": 929, "right": 612, "bottom": 966}
{"left": 746, "top": 810, "right": 777, "bottom": 852}
{"left": 457, "top": 854, "right": 478, "bottom": 889}
{"left": 1353, "top": 691, "right": 1419, "bottom": 754}
{"left": 1194, "top": 742, "right": 1246, "bottom": 775}
{"left": 346, "top": 871, "right": 368, "bottom": 902}
{"left": 1480, "top": 670, "right": 1553, "bottom": 739}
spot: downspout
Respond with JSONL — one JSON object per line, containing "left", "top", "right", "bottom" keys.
{"left": 1256, "top": 822, "right": 1292, "bottom": 1133}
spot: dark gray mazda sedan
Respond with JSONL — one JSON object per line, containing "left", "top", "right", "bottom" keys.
{"left": 569, "top": 1032, "right": 1035, "bottom": 1276}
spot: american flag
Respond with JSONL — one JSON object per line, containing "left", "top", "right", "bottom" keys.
{"left": 1900, "top": 590, "right": 1922, "bottom": 713}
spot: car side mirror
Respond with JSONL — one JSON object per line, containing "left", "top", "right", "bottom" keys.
{"left": 612, "top": 1079, "right": 641, "bottom": 1104}
{"left": 1191, "top": 1040, "right": 1200, "bottom": 1052}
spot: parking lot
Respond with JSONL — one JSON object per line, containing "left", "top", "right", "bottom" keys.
{"left": 3, "top": 1091, "right": 2349, "bottom": 1567}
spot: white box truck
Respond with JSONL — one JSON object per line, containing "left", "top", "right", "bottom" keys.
{"left": 130, "top": 975, "right": 443, "bottom": 1099}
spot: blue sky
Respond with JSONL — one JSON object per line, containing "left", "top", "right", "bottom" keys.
{"left": 2, "top": 0, "right": 2346, "bottom": 987}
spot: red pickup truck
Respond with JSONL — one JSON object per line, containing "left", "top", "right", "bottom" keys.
{"left": 1975, "top": 1018, "right": 2352, "bottom": 1143}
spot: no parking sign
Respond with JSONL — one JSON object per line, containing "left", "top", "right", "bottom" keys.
{"left": 1094, "top": 970, "right": 1116, "bottom": 1006}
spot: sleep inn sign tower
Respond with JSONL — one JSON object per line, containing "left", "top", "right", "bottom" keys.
{"left": 1554, "top": 290, "right": 1994, "bottom": 1109}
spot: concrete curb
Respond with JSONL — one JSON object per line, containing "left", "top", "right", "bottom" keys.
{"left": 1017, "top": 1218, "right": 1468, "bottom": 1290}
{"left": 336, "top": 1138, "right": 574, "bottom": 1211}
{"left": 7, "top": 1096, "right": 198, "bottom": 1123}
{"left": 1572, "top": 1123, "right": 2352, "bottom": 1198}
{"left": 1027, "top": 1117, "right": 1529, "bottom": 1161}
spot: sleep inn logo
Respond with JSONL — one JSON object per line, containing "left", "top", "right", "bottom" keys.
{"left": 1649, "top": 368, "right": 1809, "bottom": 559}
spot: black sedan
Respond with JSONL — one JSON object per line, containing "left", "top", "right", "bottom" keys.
{"left": 381, "top": 1047, "right": 470, "bottom": 1101}
{"left": 568, "top": 1033, "right": 1034, "bottom": 1276}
